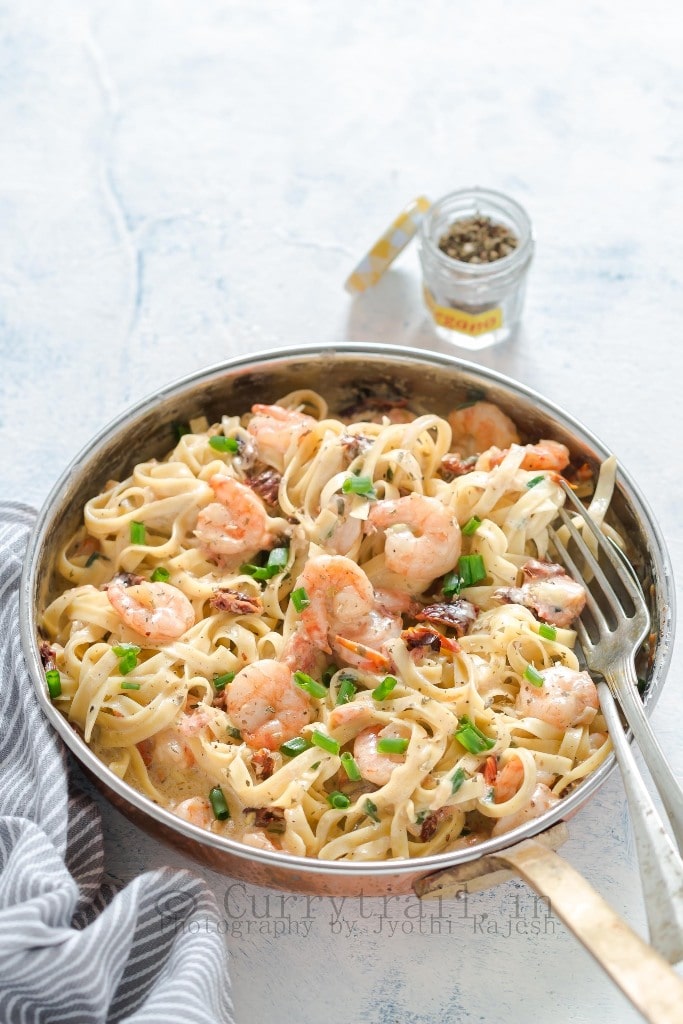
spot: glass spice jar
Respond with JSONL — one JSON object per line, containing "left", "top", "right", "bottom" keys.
{"left": 418, "top": 187, "right": 534, "bottom": 349}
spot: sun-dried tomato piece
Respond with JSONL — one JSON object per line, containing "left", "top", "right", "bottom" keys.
{"left": 246, "top": 468, "right": 282, "bottom": 505}
{"left": 245, "top": 806, "right": 286, "bottom": 834}
{"left": 210, "top": 589, "right": 263, "bottom": 615}
{"left": 420, "top": 807, "right": 453, "bottom": 842}
{"left": 252, "top": 749, "right": 275, "bottom": 780}
{"left": 401, "top": 625, "right": 461, "bottom": 655}
{"left": 439, "top": 453, "right": 478, "bottom": 481}
{"left": 415, "top": 599, "right": 477, "bottom": 637}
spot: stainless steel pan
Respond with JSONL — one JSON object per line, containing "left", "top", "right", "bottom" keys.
{"left": 19, "top": 344, "right": 681, "bottom": 1021}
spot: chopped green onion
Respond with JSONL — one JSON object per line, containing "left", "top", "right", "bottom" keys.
{"left": 450, "top": 767, "right": 466, "bottom": 795}
{"left": 209, "top": 786, "right": 230, "bottom": 820}
{"left": 242, "top": 546, "right": 289, "bottom": 581}
{"left": 376, "top": 737, "right": 409, "bottom": 755}
{"left": 336, "top": 676, "right": 357, "bottom": 705}
{"left": 322, "top": 663, "right": 338, "bottom": 687}
{"left": 293, "top": 671, "right": 328, "bottom": 699}
{"left": 130, "top": 521, "right": 146, "bottom": 545}
{"left": 173, "top": 421, "right": 190, "bottom": 442}
{"left": 524, "top": 664, "right": 545, "bottom": 688}
{"left": 247, "top": 565, "right": 279, "bottom": 582}
{"left": 462, "top": 516, "right": 482, "bottom": 536}
{"left": 121, "top": 681, "right": 141, "bottom": 690}
{"left": 454, "top": 715, "right": 495, "bottom": 754}
{"left": 291, "top": 587, "right": 310, "bottom": 612}
{"left": 227, "top": 726, "right": 242, "bottom": 740}
{"left": 267, "top": 546, "right": 289, "bottom": 569}
{"left": 280, "top": 736, "right": 313, "bottom": 757}
{"left": 527, "top": 475, "right": 545, "bottom": 489}
{"left": 457, "top": 390, "right": 486, "bottom": 409}
{"left": 240, "top": 562, "right": 261, "bottom": 578}
{"left": 46, "top": 669, "right": 61, "bottom": 699}
{"left": 117, "top": 654, "right": 138, "bottom": 675}
{"left": 311, "top": 731, "right": 340, "bottom": 755}
{"left": 112, "top": 643, "right": 141, "bottom": 676}
{"left": 444, "top": 559, "right": 489, "bottom": 594}
{"left": 327, "top": 791, "right": 351, "bottom": 809}
{"left": 372, "top": 675, "right": 398, "bottom": 701}
{"left": 539, "top": 623, "right": 557, "bottom": 641}
{"left": 209, "top": 435, "right": 239, "bottom": 453}
{"left": 112, "top": 642, "right": 140, "bottom": 654}
{"left": 340, "top": 751, "right": 362, "bottom": 781}
{"left": 151, "top": 566, "right": 170, "bottom": 583}
{"left": 364, "top": 799, "right": 380, "bottom": 822}
{"left": 85, "top": 551, "right": 101, "bottom": 568}
{"left": 342, "top": 475, "right": 376, "bottom": 498}
{"left": 458, "top": 553, "right": 486, "bottom": 588}
{"left": 213, "top": 672, "right": 235, "bottom": 691}
{"left": 442, "top": 570, "right": 462, "bottom": 598}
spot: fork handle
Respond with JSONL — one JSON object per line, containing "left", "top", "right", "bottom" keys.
{"left": 496, "top": 839, "right": 683, "bottom": 1023}
{"left": 598, "top": 681, "right": 683, "bottom": 964}
{"left": 604, "top": 666, "right": 683, "bottom": 854}
{"left": 419, "top": 836, "right": 683, "bottom": 1023}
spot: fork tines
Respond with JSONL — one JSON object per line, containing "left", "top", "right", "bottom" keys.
{"left": 547, "top": 481, "right": 646, "bottom": 656}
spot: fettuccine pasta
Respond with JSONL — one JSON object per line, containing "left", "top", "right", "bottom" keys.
{"left": 41, "top": 394, "right": 613, "bottom": 860}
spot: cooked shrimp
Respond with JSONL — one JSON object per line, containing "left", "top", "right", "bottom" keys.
{"left": 491, "top": 783, "right": 559, "bottom": 836}
{"left": 295, "top": 554, "right": 375, "bottom": 653}
{"left": 493, "top": 757, "right": 523, "bottom": 803}
{"left": 173, "top": 796, "right": 213, "bottom": 829}
{"left": 107, "top": 581, "right": 195, "bottom": 642}
{"left": 484, "top": 439, "right": 570, "bottom": 473}
{"left": 140, "top": 706, "right": 217, "bottom": 776}
{"left": 138, "top": 727, "right": 195, "bottom": 772}
{"left": 242, "top": 828, "right": 280, "bottom": 851}
{"left": 448, "top": 401, "right": 520, "bottom": 458}
{"left": 195, "top": 475, "right": 275, "bottom": 566}
{"left": 247, "top": 403, "right": 317, "bottom": 470}
{"left": 326, "top": 588, "right": 408, "bottom": 671}
{"left": 516, "top": 665, "right": 599, "bottom": 729}
{"left": 589, "top": 731, "right": 608, "bottom": 751}
{"left": 319, "top": 494, "right": 363, "bottom": 556}
{"left": 177, "top": 706, "right": 214, "bottom": 736}
{"left": 332, "top": 635, "right": 392, "bottom": 673}
{"left": 353, "top": 725, "right": 409, "bottom": 786}
{"left": 374, "top": 588, "right": 419, "bottom": 616}
{"left": 327, "top": 699, "right": 378, "bottom": 734}
{"left": 494, "top": 562, "right": 586, "bottom": 628}
{"left": 520, "top": 440, "right": 570, "bottom": 472}
{"left": 364, "top": 405, "right": 416, "bottom": 425}
{"left": 355, "top": 607, "right": 402, "bottom": 647}
{"left": 280, "top": 626, "right": 328, "bottom": 677}
{"left": 367, "top": 493, "right": 461, "bottom": 590}
{"left": 227, "top": 659, "right": 314, "bottom": 750}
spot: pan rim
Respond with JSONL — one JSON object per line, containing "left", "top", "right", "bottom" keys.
{"left": 19, "top": 341, "right": 677, "bottom": 879}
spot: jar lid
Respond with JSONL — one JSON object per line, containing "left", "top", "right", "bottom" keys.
{"left": 344, "top": 195, "right": 431, "bottom": 294}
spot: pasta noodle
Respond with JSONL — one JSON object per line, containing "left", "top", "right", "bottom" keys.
{"left": 41, "top": 393, "right": 613, "bottom": 861}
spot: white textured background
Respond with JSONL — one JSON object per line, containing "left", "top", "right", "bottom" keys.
{"left": 2, "top": 2, "right": 682, "bottom": 1022}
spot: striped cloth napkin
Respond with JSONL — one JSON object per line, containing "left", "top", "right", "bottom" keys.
{"left": 0, "top": 503, "right": 234, "bottom": 1023}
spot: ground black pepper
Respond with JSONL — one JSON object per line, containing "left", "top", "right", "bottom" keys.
{"left": 438, "top": 214, "right": 518, "bottom": 264}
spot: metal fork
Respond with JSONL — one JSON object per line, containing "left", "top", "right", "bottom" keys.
{"left": 548, "top": 480, "right": 683, "bottom": 964}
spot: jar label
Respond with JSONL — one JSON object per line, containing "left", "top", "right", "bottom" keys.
{"left": 423, "top": 288, "right": 503, "bottom": 336}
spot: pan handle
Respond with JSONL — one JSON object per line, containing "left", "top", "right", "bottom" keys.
{"left": 417, "top": 837, "right": 683, "bottom": 1024}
